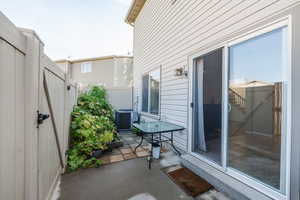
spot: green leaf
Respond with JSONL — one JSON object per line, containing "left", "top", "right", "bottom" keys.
{"left": 67, "top": 86, "right": 117, "bottom": 172}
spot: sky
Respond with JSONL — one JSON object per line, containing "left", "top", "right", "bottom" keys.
{"left": 1, "top": 0, "right": 133, "bottom": 60}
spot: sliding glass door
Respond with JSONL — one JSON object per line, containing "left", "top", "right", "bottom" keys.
{"left": 227, "top": 26, "right": 288, "bottom": 192}
{"left": 191, "top": 22, "right": 290, "bottom": 196}
{"left": 193, "top": 49, "right": 223, "bottom": 165}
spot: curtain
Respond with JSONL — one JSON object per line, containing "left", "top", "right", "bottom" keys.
{"left": 194, "top": 59, "right": 207, "bottom": 152}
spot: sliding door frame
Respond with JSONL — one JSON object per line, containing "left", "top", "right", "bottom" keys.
{"left": 188, "top": 44, "right": 227, "bottom": 172}
{"left": 187, "top": 16, "right": 292, "bottom": 200}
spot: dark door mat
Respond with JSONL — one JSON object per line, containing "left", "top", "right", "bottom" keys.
{"left": 164, "top": 166, "right": 213, "bottom": 197}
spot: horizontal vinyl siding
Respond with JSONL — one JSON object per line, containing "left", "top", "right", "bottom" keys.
{"left": 133, "top": 0, "right": 299, "bottom": 151}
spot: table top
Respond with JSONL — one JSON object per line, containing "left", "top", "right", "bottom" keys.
{"left": 133, "top": 121, "right": 184, "bottom": 134}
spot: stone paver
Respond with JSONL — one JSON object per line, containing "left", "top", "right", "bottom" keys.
{"left": 134, "top": 147, "right": 145, "bottom": 152}
{"left": 109, "top": 155, "right": 124, "bottom": 163}
{"left": 136, "top": 150, "right": 150, "bottom": 158}
{"left": 120, "top": 148, "right": 133, "bottom": 154}
{"left": 123, "top": 152, "right": 137, "bottom": 160}
{"left": 130, "top": 144, "right": 138, "bottom": 150}
{"left": 142, "top": 144, "right": 151, "bottom": 151}
{"left": 161, "top": 147, "right": 168, "bottom": 153}
{"left": 98, "top": 132, "right": 169, "bottom": 165}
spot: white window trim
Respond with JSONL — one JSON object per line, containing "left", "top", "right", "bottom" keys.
{"left": 187, "top": 16, "right": 292, "bottom": 200}
{"left": 81, "top": 62, "right": 92, "bottom": 73}
{"left": 140, "top": 111, "right": 160, "bottom": 120}
{"left": 141, "top": 67, "right": 161, "bottom": 117}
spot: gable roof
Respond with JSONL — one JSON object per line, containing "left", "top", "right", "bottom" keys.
{"left": 125, "top": 0, "right": 146, "bottom": 25}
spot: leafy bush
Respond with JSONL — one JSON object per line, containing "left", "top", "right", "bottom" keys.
{"left": 67, "top": 86, "right": 116, "bottom": 172}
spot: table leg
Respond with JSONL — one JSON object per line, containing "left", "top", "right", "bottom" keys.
{"left": 159, "top": 133, "right": 162, "bottom": 149}
{"left": 148, "top": 133, "right": 154, "bottom": 170}
{"left": 171, "top": 131, "right": 181, "bottom": 156}
{"left": 134, "top": 134, "right": 144, "bottom": 154}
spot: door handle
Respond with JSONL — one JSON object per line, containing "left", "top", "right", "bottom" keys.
{"left": 228, "top": 103, "right": 232, "bottom": 113}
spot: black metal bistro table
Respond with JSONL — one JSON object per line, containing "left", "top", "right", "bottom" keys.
{"left": 133, "top": 121, "right": 185, "bottom": 169}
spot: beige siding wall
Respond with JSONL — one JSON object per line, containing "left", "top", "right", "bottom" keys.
{"left": 65, "top": 57, "right": 133, "bottom": 110}
{"left": 70, "top": 57, "right": 133, "bottom": 88}
{"left": 133, "top": 0, "right": 300, "bottom": 151}
{"left": 72, "top": 59, "right": 114, "bottom": 87}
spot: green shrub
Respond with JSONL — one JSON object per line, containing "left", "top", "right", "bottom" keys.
{"left": 67, "top": 86, "right": 117, "bottom": 172}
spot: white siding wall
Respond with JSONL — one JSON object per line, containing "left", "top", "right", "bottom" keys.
{"left": 133, "top": 0, "right": 300, "bottom": 151}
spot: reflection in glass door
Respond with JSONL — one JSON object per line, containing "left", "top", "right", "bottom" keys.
{"left": 227, "top": 27, "right": 288, "bottom": 191}
{"left": 193, "top": 48, "right": 223, "bottom": 164}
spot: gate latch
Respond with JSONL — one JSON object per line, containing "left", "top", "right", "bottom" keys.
{"left": 37, "top": 110, "right": 50, "bottom": 127}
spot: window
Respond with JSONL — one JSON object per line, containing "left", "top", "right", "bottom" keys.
{"left": 81, "top": 62, "right": 92, "bottom": 73}
{"left": 142, "top": 68, "right": 160, "bottom": 115}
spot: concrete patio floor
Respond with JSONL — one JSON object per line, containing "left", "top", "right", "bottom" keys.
{"left": 60, "top": 132, "right": 231, "bottom": 200}
{"left": 60, "top": 157, "right": 193, "bottom": 200}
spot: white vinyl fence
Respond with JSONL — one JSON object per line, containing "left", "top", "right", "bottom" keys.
{"left": 79, "top": 86, "right": 133, "bottom": 110}
{"left": 106, "top": 87, "right": 133, "bottom": 110}
{"left": 0, "top": 11, "right": 77, "bottom": 200}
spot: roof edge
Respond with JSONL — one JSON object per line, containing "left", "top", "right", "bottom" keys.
{"left": 125, "top": 0, "right": 146, "bottom": 25}
{"left": 54, "top": 55, "right": 133, "bottom": 64}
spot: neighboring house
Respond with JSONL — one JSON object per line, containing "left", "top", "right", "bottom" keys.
{"left": 126, "top": 1, "right": 300, "bottom": 200}
{"left": 56, "top": 56, "right": 134, "bottom": 109}
{"left": 55, "top": 55, "right": 133, "bottom": 88}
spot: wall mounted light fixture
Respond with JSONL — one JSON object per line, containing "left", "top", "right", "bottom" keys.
{"left": 174, "top": 65, "right": 188, "bottom": 77}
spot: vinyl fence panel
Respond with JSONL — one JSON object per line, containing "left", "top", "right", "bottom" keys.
{"left": 0, "top": 38, "right": 26, "bottom": 200}
{"left": 0, "top": 11, "right": 78, "bottom": 200}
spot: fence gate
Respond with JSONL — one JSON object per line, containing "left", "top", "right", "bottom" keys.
{"left": 37, "top": 57, "right": 67, "bottom": 200}
{"left": 0, "top": 12, "right": 77, "bottom": 200}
